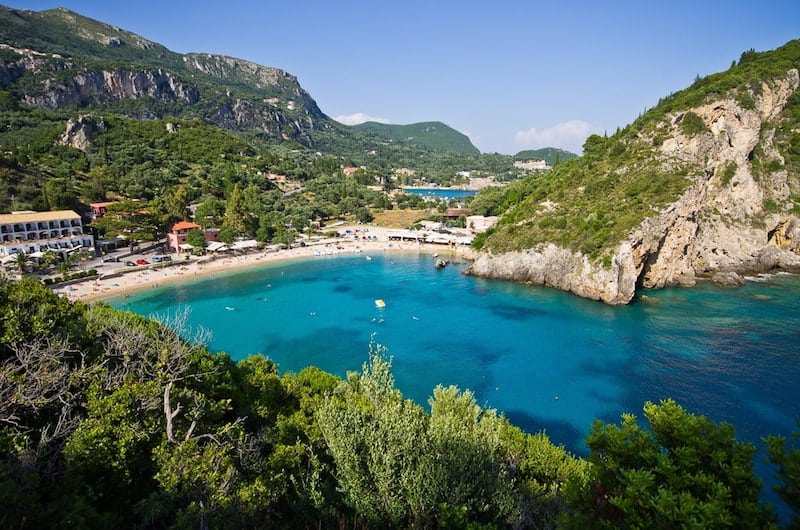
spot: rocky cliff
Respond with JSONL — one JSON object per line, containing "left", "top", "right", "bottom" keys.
{"left": 468, "top": 68, "right": 800, "bottom": 304}
{"left": 21, "top": 68, "right": 200, "bottom": 110}
{"left": 0, "top": 17, "right": 333, "bottom": 143}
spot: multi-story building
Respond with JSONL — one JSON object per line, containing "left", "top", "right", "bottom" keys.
{"left": 166, "top": 221, "right": 219, "bottom": 253}
{"left": 0, "top": 210, "right": 94, "bottom": 257}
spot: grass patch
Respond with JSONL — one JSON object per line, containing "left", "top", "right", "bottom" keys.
{"left": 371, "top": 208, "right": 429, "bottom": 228}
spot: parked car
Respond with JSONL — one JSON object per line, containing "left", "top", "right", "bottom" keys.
{"left": 135, "top": 259, "right": 149, "bottom": 265}
{"left": 124, "top": 261, "right": 136, "bottom": 267}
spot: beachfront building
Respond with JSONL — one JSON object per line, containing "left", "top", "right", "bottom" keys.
{"left": 443, "top": 208, "right": 471, "bottom": 220}
{"left": 166, "top": 221, "right": 219, "bottom": 253}
{"left": 0, "top": 210, "right": 94, "bottom": 259}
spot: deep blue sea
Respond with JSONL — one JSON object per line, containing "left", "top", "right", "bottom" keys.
{"left": 403, "top": 188, "right": 478, "bottom": 200}
{"left": 110, "top": 251, "right": 800, "bottom": 515}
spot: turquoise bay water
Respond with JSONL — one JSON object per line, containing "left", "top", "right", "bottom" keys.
{"left": 111, "top": 252, "right": 800, "bottom": 510}
{"left": 403, "top": 188, "right": 478, "bottom": 200}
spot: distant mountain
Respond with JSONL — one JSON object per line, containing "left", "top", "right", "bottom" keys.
{"left": 513, "top": 147, "right": 578, "bottom": 166}
{"left": 352, "top": 121, "right": 480, "bottom": 155}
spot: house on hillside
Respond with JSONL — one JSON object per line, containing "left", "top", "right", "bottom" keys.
{"left": 166, "top": 221, "right": 219, "bottom": 253}
{"left": 514, "top": 159, "right": 550, "bottom": 171}
{"left": 87, "top": 201, "right": 117, "bottom": 219}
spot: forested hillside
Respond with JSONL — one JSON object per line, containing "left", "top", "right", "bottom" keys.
{"left": 352, "top": 121, "right": 480, "bottom": 155}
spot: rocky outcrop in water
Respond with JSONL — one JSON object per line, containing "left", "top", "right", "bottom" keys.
{"left": 468, "top": 68, "right": 800, "bottom": 304}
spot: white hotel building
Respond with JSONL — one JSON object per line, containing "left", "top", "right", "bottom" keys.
{"left": 0, "top": 210, "right": 94, "bottom": 259}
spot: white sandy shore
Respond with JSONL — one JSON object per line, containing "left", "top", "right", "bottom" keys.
{"left": 60, "top": 234, "right": 475, "bottom": 304}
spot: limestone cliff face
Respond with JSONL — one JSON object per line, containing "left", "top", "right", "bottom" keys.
{"left": 182, "top": 54, "right": 329, "bottom": 136}
{"left": 0, "top": 45, "right": 330, "bottom": 142}
{"left": 468, "top": 68, "right": 800, "bottom": 304}
{"left": 22, "top": 69, "right": 199, "bottom": 110}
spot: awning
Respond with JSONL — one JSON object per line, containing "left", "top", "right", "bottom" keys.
{"left": 29, "top": 251, "right": 45, "bottom": 258}
{"left": 178, "top": 243, "right": 195, "bottom": 250}
{"left": 207, "top": 241, "right": 229, "bottom": 252}
{"left": 231, "top": 239, "right": 258, "bottom": 250}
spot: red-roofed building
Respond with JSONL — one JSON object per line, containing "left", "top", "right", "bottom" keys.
{"left": 166, "top": 221, "right": 219, "bottom": 253}
{"left": 88, "top": 201, "right": 117, "bottom": 219}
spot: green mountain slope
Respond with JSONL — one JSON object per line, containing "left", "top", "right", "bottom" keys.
{"left": 352, "top": 121, "right": 480, "bottom": 155}
{"left": 513, "top": 147, "right": 578, "bottom": 166}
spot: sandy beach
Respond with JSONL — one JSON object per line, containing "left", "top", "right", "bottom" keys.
{"left": 60, "top": 230, "right": 475, "bottom": 304}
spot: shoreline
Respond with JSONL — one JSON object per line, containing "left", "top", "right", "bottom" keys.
{"left": 62, "top": 238, "right": 475, "bottom": 304}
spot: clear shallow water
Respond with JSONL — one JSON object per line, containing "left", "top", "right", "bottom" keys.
{"left": 110, "top": 252, "right": 800, "bottom": 511}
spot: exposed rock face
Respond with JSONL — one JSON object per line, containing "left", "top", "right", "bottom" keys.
{"left": 22, "top": 69, "right": 199, "bottom": 109}
{"left": 183, "top": 53, "right": 290, "bottom": 89}
{"left": 468, "top": 69, "right": 800, "bottom": 304}
{"left": 468, "top": 243, "right": 638, "bottom": 304}
{"left": 1, "top": 44, "right": 331, "bottom": 143}
{"left": 57, "top": 114, "right": 105, "bottom": 151}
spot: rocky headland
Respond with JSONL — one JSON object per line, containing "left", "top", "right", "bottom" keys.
{"left": 467, "top": 68, "right": 800, "bottom": 304}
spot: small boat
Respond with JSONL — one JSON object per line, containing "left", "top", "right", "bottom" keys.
{"left": 374, "top": 299, "right": 386, "bottom": 308}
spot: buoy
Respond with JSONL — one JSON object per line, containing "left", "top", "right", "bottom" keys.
{"left": 375, "top": 299, "right": 386, "bottom": 308}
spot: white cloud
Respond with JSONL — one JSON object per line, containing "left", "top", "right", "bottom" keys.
{"left": 333, "top": 112, "right": 390, "bottom": 125}
{"left": 514, "top": 120, "right": 592, "bottom": 154}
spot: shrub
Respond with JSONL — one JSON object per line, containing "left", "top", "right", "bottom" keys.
{"left": 679, "top": 111, "right": 709, "bottom": 136}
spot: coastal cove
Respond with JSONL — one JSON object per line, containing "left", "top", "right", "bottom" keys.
{"left": 109, "top": 252, "right": 800, "bottom": 458}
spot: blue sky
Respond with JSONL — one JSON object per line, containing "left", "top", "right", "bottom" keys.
{"left": 8, "top": 1, "right": 800, "bottom": 154}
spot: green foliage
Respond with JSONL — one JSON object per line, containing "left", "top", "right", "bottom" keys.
{"left": 317, "top": 342, "right": 432, "bottom": 526}
{"left": 186, "top": 228, "right": 206, "bottom": 249}
{"left": 317, "top": 341, "right": 585, "bottom": 528}
{"left": 564, "top": 399, "right": 774, "bottom": 529}
{"left": 719, "top": 161, "right": 738, "bottom": 186}
{"left": 679, "top": 110, "right": 710, "bottom": 136}
{"left": 765, "top": 419, "right": 800, "bottom": 529}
